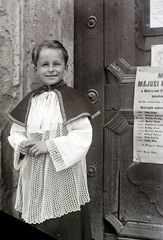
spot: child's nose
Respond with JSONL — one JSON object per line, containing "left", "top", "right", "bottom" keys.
{"left": 48, "top": 64, "right": 54, "bottom": 72}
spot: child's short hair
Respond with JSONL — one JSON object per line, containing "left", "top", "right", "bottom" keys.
{"left": 32, "top": 40, "right": 69, "bottom": 67}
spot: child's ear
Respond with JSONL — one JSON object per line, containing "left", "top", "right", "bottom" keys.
{"left": 64, "top": 64, "right": 68, "bottom": 72}
{"left": 34, "top": 66, "right": 39, "bottom": 76}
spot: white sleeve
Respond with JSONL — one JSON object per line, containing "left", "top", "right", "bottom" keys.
{"left": 8, "top": 123, "right": 28, "bottom": 149}
{"left": 46, "top": 116, "right": 93, "bottom": 172}
{"left": 8, "top": 123, "right": 28, "bottom": 170}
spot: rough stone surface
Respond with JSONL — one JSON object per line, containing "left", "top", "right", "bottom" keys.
{"left": 0, "top": 0, "right": 74, "bottom": 219}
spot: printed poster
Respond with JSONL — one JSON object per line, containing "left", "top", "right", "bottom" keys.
{"left": 151, "top": 44, "right": 163, "bottom": 67}
{"left": 133, "top": 67, "right": 163, "bottom": 164}
{"left": 150, "top": 0, "right": 163, "bottom": 28}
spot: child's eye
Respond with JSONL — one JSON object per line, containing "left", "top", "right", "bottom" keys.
{"left": 54, "top": 63, "right": 60, "bottom": 66}
{"left": 42, "top": 63, "right": 48, "bottom": 67}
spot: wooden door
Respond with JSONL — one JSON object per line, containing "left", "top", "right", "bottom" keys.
{"left": 104, "top": 59, "right": 163, "bottom": 240}
{"left": 75, "top": 1, "right": 163, "bottom": 240}
{"left": 74, "top": 1, "right": 105, "bottom": 239}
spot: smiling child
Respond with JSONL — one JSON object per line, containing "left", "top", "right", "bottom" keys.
{"left": 8, "top": 40, "right": 100, "bottom": 240}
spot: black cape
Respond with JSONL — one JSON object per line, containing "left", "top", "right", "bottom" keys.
{"left": 8, "top": 81, "right": 100, "bottom": 126}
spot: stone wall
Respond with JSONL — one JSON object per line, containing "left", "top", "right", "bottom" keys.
{"left": 0, "top": 0, "right": 74, "bottom": 218}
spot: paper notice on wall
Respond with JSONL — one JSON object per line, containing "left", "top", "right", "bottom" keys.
{"left": 133, "top": 67, "right": 163, "bottom": 164}
{"left": 151, "top": 45, "right": 163, "bottom": 67}
{"left": 150, "top": 0, "right": 163, "bottom": 28}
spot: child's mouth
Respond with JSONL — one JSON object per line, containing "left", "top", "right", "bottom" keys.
{"left": 46, "top": 75, "right": 57, "bottom": 77}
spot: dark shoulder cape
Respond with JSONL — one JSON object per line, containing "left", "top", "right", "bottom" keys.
{"left": 8, "top": 82, "right": 100, "bottom": 127}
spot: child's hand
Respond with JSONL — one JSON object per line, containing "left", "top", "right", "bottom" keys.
{"left": 19, "top": 140, "right": 31, "bottom": 156}
{"left": 28, "top": 141, "right": 48, "bottom": 157}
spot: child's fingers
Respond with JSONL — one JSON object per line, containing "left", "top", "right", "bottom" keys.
{"left": 34, "top": 151, "right": 40, "bottom": 156}
{"left": 19, "top": 146, "right": 29, "bottom": 155}
{"left": 29, "top": 145, "right": 38, "bottom": 156}
{"left": 19, "top": 145, "right": 27, "bottom": 151}
{"left": 20, "top": 140, "right": 30, "bottom": 147}
{"left": 24, "top": 141, "right": 35, "bottom": 147}
{"left": 20, "top": 150, "right": 27, "bottom": 155}
{"left": 28, "top": 142, "right": 48, "bottom": 156}
{"left": 29, "top": 145, "right": 36, "bottom": 152}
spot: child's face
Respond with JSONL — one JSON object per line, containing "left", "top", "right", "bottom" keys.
{"left": 36, "top": 48, "right": 67, "bottom": 86}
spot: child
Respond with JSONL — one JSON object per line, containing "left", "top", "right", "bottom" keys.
{"left": 8, "top": 40, "right": 100, "bottom": 240}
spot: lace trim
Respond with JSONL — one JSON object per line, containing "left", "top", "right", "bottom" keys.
{"left": 46, "top": 139, "right": 67, "bottom": 172}
{"left": 14, "top": 146, "right": 22, "bottom": 170}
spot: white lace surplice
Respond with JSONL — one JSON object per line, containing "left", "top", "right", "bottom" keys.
{"left": 8, "top": 91, "right": 92, "bottom": 224}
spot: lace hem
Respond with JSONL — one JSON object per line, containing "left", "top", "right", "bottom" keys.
{"left": 15, "top": 199, "right": 90, "bottom": 224}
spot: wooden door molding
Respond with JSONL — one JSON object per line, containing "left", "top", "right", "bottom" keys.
{"left": 104, "top": 59, "right": 163, "bottom": 240}
{"left": 105, "top": 213, "right": 163, "bottom": 240}
{"left": 105, "top": 58, "right": 136, "bottom": 84}
{"left": 127, "top": 162, "right": 163, "bottom": 216}
{"left": 105, "top": 111, "right": 129, "bottom": 136}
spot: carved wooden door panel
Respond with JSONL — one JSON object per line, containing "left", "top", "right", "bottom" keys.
{"left": 75, "top": 1, "right": 163, "bottom": 239}
{"left": 104, "top": 59, "right": 163, "bottom": 240}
